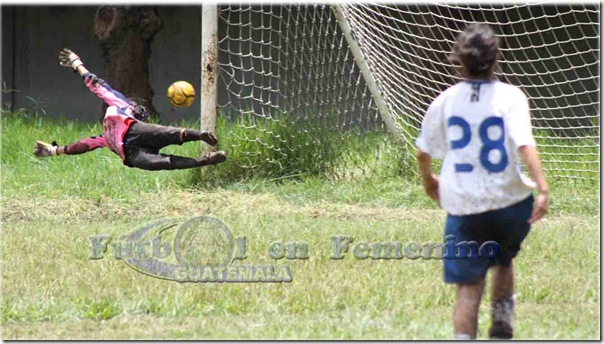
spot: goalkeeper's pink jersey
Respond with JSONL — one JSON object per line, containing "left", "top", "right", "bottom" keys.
{"left": 81, "top": 73, "right": 137, "bottom": 161}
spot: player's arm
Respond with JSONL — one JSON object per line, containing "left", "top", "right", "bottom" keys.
{"left": 415, "top": 98, "right": 447, "bottom": 205}
{"left": 519, "top": 146, "right": 548, "bottom": 224}
{"left": 507, "top": 89, "right": 548, "bottom": 224}
{"left": 416, "top": 149, "right": 440, "bottom": 204}
{"left": 59, "top": 48, "right": 131, "bottom": 109}
{"left": 33, "top": 135, "right": 106, "bottom": 157}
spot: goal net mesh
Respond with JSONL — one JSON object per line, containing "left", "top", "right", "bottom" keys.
{"left": 217, "top": 4, "right": 599, "bottom": 182}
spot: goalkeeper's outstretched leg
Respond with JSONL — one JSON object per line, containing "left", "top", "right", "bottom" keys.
{"left": 125, "top": 147, "right": 227, "bottom": 171}
{"left": 123, "top": 121, "right": 219, "bottom": 150}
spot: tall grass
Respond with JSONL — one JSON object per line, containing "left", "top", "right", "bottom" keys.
{"left": 198, "top": 111, "right": 414, "bottom": 184}
{"left": 2, "top": 107, "right": 598, "bottom": 194}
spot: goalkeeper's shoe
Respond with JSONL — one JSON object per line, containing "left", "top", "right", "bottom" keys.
{"left": 202, "top": 151, "right": 227, "bottom": 166}
{"left": 200, "top": 131, "right": 219, "bottom": 146}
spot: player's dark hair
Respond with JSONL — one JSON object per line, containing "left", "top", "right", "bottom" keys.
{"left": 130, "top": 99, "right": 150, "bottom": 122}
{"left": 449, "top": 24, "right": 500, "bottom": 79}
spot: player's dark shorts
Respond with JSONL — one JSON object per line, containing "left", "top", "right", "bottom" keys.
{"left": 123, "top": 121, "right": 183, "bottom": 150}
{"left": 443, "top": 195, "right": 534, "bottom": 284}
{"left": 122, "top": 121, "right": 184, "bottom": 169}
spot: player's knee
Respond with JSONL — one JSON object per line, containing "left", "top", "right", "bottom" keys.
{"left": 458, "top": 279, "right": 485, "bottom": 298}
{"left": 181, "top": 129, "right": 203, "bottom": 143}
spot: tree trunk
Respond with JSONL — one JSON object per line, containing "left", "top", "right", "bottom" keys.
{"left": 93, "top": 6, "right": 163, "bottom": 121}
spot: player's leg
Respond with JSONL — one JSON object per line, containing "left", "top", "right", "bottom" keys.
{"left": 162, "top": 151, "right": 227, "bottom": 169}
{"left": 125, "top": 146, "right": 171, "bottom": 170}
{"left": 127, "top": 146, "right": 226, "bottom": 171}
{"left": 454, "top": 278, "right": 486, "bottom": 339}
{"left": 180, "top": 128, "right": 218, "bottom": 146}
{"left": 487, "top": 194, "right": 534, "bottom": 339}
{"left": 489, "top": 263, "right": 515, "bottom": 339}
{"left": 124, "top": 122, "right": 218, "bottom": 150}
{"left": 444, "top": 213, "right": 496, "bottom": 339}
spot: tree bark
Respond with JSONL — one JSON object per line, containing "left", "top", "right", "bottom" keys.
{"left": 93, "top": 6, "right": 163, "bottom": 121}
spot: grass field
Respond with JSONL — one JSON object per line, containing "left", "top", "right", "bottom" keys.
{"left": 1, "top": 113, "right": 600, "bottom": 339}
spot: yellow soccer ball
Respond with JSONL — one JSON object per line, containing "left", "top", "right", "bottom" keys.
{"left": 167, "top": 81, "right": 195, "bottom": 108}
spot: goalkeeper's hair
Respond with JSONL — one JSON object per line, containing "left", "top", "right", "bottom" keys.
{"left": 129, "top": 98, "right": 151, "bottom": 122}
{"left": 449, "top": 23, "right": 500, "bottom": 78}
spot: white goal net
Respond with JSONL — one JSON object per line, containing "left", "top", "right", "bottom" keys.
{"left": 216, "top": 4, "right": 599, "bottom": 182}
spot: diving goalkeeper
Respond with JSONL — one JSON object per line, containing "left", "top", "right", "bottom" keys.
{"left": 33, "top": 48, "right": 226, "bottom": 171}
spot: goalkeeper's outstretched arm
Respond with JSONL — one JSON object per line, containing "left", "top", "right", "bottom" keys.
{"left": 59, "top": 48, "right": 94, "bottom": 80}
{"left": 59, "top": 48, "right": 132, "bottom": 109}
{"left": 34, "top": 136, "right": 106, "bottom": 158}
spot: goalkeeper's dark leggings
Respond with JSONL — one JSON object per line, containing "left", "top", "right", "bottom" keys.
{"left": 123, "top": 122, "right": 213, "bottom": 171}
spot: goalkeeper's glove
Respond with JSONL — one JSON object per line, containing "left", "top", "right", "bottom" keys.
{"left": 33, "top": 140, "right": 59, "bottom": 158}
{"left": 58, "top": 48, "right": 84, "bottom": 71}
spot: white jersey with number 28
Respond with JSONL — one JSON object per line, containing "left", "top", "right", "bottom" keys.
{"left": 416, "top": 80, "right": 536, "bottom": 216}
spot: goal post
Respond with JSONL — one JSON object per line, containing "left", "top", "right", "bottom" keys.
{"left": 213, "top": 4, "right": 599, "bottom": 182}
{"left": 201, "top": 3, "right": 218, "bottom": 155}
{"left": 332, "top": 5, "right": 404, "bottom": 145}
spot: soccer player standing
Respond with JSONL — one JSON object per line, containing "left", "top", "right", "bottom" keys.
{"left": 415, "top": 24, "right": 548, "bottom": 339}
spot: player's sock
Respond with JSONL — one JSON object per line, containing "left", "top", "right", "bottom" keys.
{"left": 180, "top": 129, "right": 218, "bottom": 146}
{"left": 489, "top": 294, "right": 515, "bottom": 339}
{"left": 169, "top": 155, "right": 203, "bottom": 169}
{"left": 180, "top": 129, "right": 200, "bottom": 143}
{"left": 169, "top": 152, "right": 226, "bottom": 169}
{"left": 453, "top": 333, "right": 473, "bottom": 340}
